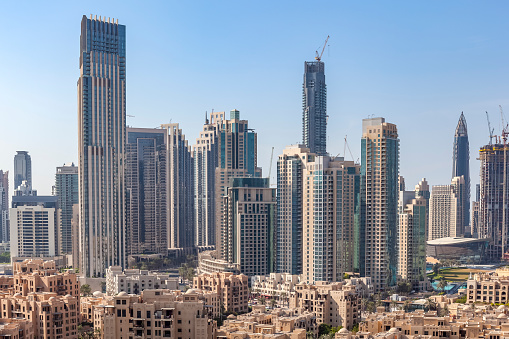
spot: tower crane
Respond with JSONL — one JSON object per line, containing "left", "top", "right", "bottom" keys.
{"left": 486, "top": 111, "right": 495, "bottom": 145}
{"left": 315, "top": 35, "right": 330, "bottom": 62}
{"left": 268, "top": 146, "right": 275, "bottom": 183}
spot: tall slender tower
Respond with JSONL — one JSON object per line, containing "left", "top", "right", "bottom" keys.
{"left": 0, "top": 170, "right": 8, "bottom": 243}
{"left": 302, "top": 61, "right": 327, "bottom": 155}
{"left": 14, "top": 151, "right": 31, "bottom": 191}
{"left": 55, "top": 163, "right": 78, "bottom": 254}
{"left": 452, "top": 112, "right": 470, "bottom": 232}
{"left": 215, "top": 110, "right": 262, "bottom": 259}
{"left": 360, "top": 117, "right": 399, "bottom": 291}
{"left": 78, "top": 15, "right": 126, "bottom": 277}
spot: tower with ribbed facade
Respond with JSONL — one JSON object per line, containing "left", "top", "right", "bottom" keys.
{"left": 360, "top": 117, "right": 399, "bottom": 292}
{"left": 452, "top": 112, "right": 470, "bottom": 233}
{"left": 78, "top": 15, "right": 126, "bottom": 277}
{"left": 302, "top": 61, "right": 327, "bottom": 155}
{"left": 55, "top": 163, "right": 78, "bottom": 255}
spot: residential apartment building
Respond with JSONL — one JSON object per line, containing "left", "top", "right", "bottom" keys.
{"left": 10, "top": 196, "right": 59, "bottom": 258}
{"left": 162, "top": 123, "right": 194, "bottom": 249}
{"left": 193, "top": 272, "right": 249, "bottom": 314}
{"left": 397, "top": 179, "right": 429, "bottom": 291}
{"left": 0, "top": 258, "right": 80, "bottom": 338}
{"left": 126, "top": 127, "right": 168, "bottom": 255}
{"left": 0, "top": 318, "right": 33, "bottom": 338}
{"left": 478, "top": 144, "right": 509, "bottom": 259}
{"left": 222, "top": 177, "right": 275, "bottom": 277}
{"left": 105, "top": 266, "right": 178, "bottom": 296}
{"left": 251, "top": 273, "right": 301, "bottom": 298}
{"left": 12, "top": 259, "right": 80, "bottom": 299}
{"left": 289, "top": 281, "right": 360, "bottom": 330}
{"left": 54, "top": 163, "right": 78, "bottom": 255}
{"left": 78, "top": 15, "right": 127, "bottom": 277}
{"left": 215, "top": 110, "right": 262, "bottom": 258}
{"left": 0, "top": 170, "right": 8, "bottom": 243}
{"left": 217, "top": 307, "right": 315, "bottom": 339}
{"left": 91, "top": 289, "right": 216, "bottom": 339}
{"left": 360, "top": 117, "right": 399, "bottom": 291}
{"left": 429, "top": 176, "right": 466, "bottom": 241}
{"left": 302, "top": 61, "right": 327, "bottom": 156}
{"left": 193, "top": 111, "right": 224, "bottom": 247}
{"left": 302, "top": 155, "right": 360, "bottom": 283}
{"left": 466, "top": 272, "right": 509, "bottom": 304}
{"left": 197, "top": 250, "right": 240, "bottom": 275}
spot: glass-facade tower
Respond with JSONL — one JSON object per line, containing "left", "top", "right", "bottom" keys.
{"left": 55, "top": 163, "right": 78, "bottom": 254}
{"left": 78, "top": 15, "right": 126, "bottom": 277}
{"left": 452, "top": 112, "right": 470, "bottom": 232}
{"left": 302, "top": 61, "right": 327, "bottom": 156}
{"left": 14, "top": 151, "right": 31, "bottom": 190}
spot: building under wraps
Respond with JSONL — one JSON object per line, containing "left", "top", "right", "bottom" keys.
{"left": 479, "top": 144, "right": 509, "bottom": 260}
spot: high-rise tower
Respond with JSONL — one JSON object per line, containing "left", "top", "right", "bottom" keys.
{"left": 452, "top": 112, "right": 470, "bottom": 231}
{"left": 0, "top": 170, "right": 8, "bottom": 243}
{"left": 55, "top": 163, "right": 78, "bottom": 255}
{"left": 302, "top": 61, "right": 327, "bottom": 155}
{"left": 14, "top": 151, "right": 31, "bottom": 191}
{"left": 78, "top": 15, "right": 126, "bottom": 277}
{"left": 360, "top": 117, "right": 399, "bottom": 291}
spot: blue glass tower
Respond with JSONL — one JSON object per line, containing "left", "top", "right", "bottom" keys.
{"left": 78, "top": 15, "right": 126, "bottom": 277}
{"left": 302, "top": 61, "right": 327, "bottom": 156}
{"left": 452, "top": 112, "right": 470, "bottom": 231}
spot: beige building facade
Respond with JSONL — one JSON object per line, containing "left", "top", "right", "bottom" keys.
{"left": 193, "top": 272, "right": 249, "bottom": 314}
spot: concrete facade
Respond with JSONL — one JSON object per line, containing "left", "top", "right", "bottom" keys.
{"left": 193, "top": 272, "right": 249, "bottom": 314}
{"left": 105, "top": 266, "right": 178, "bottom": 296}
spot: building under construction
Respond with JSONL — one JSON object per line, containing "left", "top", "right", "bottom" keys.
{"left": 479, "top": 144, "right": 509, "bottom": 260}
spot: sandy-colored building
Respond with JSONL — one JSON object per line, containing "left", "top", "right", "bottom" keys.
{"left": 0, "top": 318, "right": 34, "bottom": 338}
{"left": 289, "top": 281, "right": 360, "bottom": 330}
{"left": 467, "top": 272, "right": 509, "bottom": 304}
{"left": 88, "top": 289, "right": 216, "bottom": 339}
{"left": 13, "top": 259, "right": 79, "bottom": 299}
{"left": 194, "top": 272, "right": 249, "bottom": 314}
{"left": 216, "top": 306, "right": 316, "bottom": 339}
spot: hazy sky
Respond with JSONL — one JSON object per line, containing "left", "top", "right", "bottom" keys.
{"left": 1, "top": 1, "right": 508, "bottom": 196}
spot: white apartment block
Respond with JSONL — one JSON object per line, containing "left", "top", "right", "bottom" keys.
{"left": 106, "top": 266, "right": 178, "bottom": 296}
{"left": 251, "top": 273, "right": 301, "bottom": 297}
{"left": 429, "top": 176, "right": 465, "bottom": 241}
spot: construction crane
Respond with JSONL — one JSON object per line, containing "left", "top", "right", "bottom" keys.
{"left": 315, "top": 35, "right": 330, "bottom": 62}
{"left": 127, "top": 114, "right": 135, "bottom": 118}
{"left": 486, "top": 111, "right": 495, "bottom": 145}
{"left": 344, "top": 136, "right": 359, "bottom": 163}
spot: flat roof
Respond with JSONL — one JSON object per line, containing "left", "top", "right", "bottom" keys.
{"left": 427, "top": 237, "right": 488, "bottom": 246}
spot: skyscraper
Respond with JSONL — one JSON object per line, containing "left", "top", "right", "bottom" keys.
{"left": 13, "top": 151, "right": 31, "bottom": 191}
{"left": 452, "top": 112, "right": 470, "bottom": 230}
{"left": 126, "top": 127, "right": 168, "bottom": 255}
{"left": 78, "top": 15, "right": 126, "bottom": 277}
{"left": 193, "top": 111, "right": 225, "bottom": 247}
{"left": 55, "top": 163, "right": 78, "bottom": 255}
{"left": 0, "top": 170, "right": 8, "bottom": 243}
{"left": 360, "top": 117, "right": 399, "bottom": 291}
{"left": 302, "top": 61, "right": 327, "bottom": 155}
{"left": 162, "top": 123, "right": 194, "bottom": 249}
{"left": 301, "top": 155, "right": 360, "bottom": 283}
{"left": 215, "top": 110, "right": 262, "bottom": 259}
{"left": 479, "top": 144, "right": 509, "bottom": 259}
{"left": 222, "top": 177, "right": 276, "bottom": 277}
{"left": 397, "top": 178, "right": 429, "bottom": 291}
{"left": 428, "top": 176, "right": 466, "bottom": 241}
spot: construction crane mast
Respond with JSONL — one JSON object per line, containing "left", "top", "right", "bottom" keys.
{"left": 486, "top": 111, "right": 495, "bottom": 145}
{"left": 315, "top": 35, "right": 330, "bottom": 62}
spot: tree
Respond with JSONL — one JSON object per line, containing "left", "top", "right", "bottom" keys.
{"left": 258, "top": 297, "right": 266, "bottom": 305}
{"left": 352, "top": 323, "right": 359, "bottom": 333}
{"left": 432, "top": 263, "right": 441, "bottom": 276}
{"left": 186, "top": 267, "right": 195, "bottom": 281}
{"left": 425, "top": 298, "right": 437, "bottom": 311}
{"left": 437, "top": 278, "right": 448, "bottom": 292}
{"left": 366, "top": 301, "right": 376, "bottom": 313}
{"left": 343, "top": 273, "right": 350, "bottom": 280}
{"left": 390, "top": 300, "right": 398, "bottom": 311}
{"left": 318, "top": 324, "right": 332, "bottom": 336}
{"left": 281, "top": 292, "right": 288, "bottom": 307}
{"left": 80, "top": 284, "right": 92, "bottom": 297}
{"left": 100, "top": 281, "right": 106, "bottom": 293}
{"left": 270, "top": 298, "right": 277, "bottom": 309}
{"left": 403, "top": 300, "right": 411, "bottom": 312}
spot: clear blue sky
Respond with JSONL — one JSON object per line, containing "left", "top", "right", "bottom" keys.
{"left": 1, "top": 1, "right": 508, "bottom": 196}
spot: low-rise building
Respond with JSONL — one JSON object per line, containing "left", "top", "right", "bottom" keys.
{"left": 251, "top": 273, "right": 301, "bottom": 298}
{"left": 466, "top": 272, "right": 509, "bottom": 304}
{"left": 216, "top": 307, "right": 316, "bottom": 339}
{"left": 0, "top": 318, "right": 34, "bottom": 338}
{"left": 193, "top": 272, "right": 249, "bottom": 314}
{"left": 105, "top": 266, "right": 178, "bottom": 296}
{"left": 290, "top": 281, "right": 360, "bottom": 330}
{"left": 198, "top": 250, "right": 240, "bottom": 275}
{"left": 88, "top": 289, "right": 216, "bottom": 339}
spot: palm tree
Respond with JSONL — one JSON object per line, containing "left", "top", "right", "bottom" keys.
{"left": 425, "top": 298, "right": 437, "bottom": 312}
{"left": 437, "top": 279, "right": 448, "bottom": 292}
{"left": 270, "top": 298, "right": 277, "bottom": 309}
{"left": 366, "top": 301, "right": 376, "bottom": 314}
{"left": 390, "top": 300, "right": 398, "bottom": 311}
{"left": 403, "top": 300, "right": 411, "bottom": 312}
{"left": 259, "top": 297, "right": 266, "bottom": 305}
